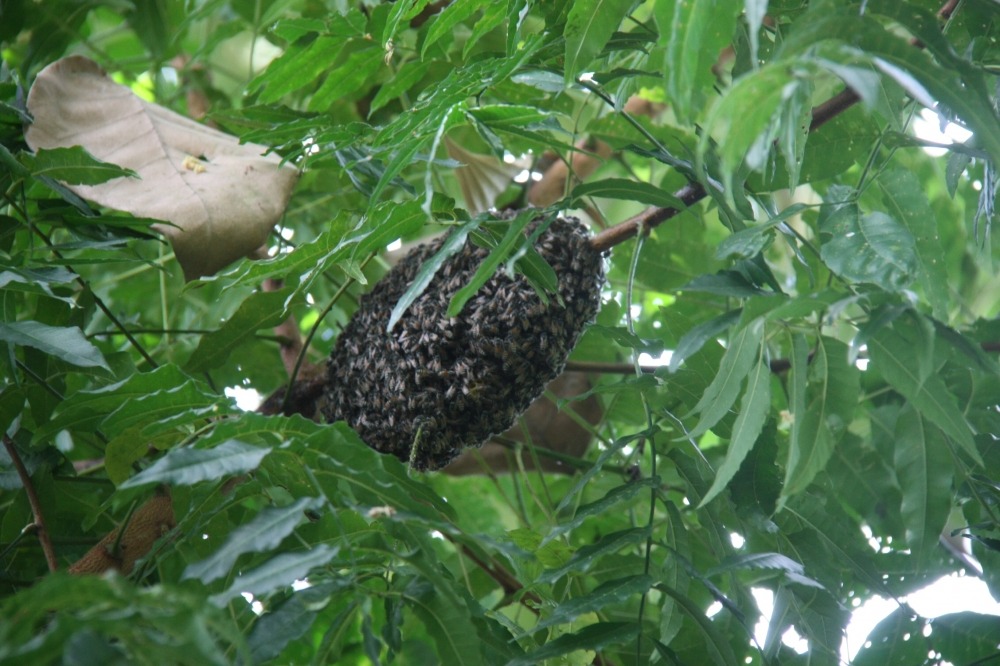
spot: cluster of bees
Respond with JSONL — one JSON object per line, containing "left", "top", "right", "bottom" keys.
{"left": 321, "top": 216, "right": 605, "bottom": 470}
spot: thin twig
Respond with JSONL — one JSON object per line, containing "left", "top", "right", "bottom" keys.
{"left": 88, "top": 328, "right": 213, "bottom": 337}
{"left": 26, "top": 224, "right": 158, "bottom": 368}
{"left": 3, "top": 434, "right": 58, "bottom": 572}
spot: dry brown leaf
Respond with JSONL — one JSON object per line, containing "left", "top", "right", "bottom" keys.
{"left": 68, "top": 491, "right": 175, "bottom": 575}
{"left": 445, "top": 138, "right": 527, "bottom": 214}
{"left": 25, "top": 56, "right": 299, "bottom": 280}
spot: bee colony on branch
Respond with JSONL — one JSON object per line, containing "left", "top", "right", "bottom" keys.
{"left": 321, "top": 216, "right": 605, "bottom": 470}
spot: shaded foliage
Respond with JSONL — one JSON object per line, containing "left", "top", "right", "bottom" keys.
{"left": 2, "top": 1, "right": 1000, "bottom": 665}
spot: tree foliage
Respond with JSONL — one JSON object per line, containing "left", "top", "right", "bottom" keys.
{"left": 2, "top": 1, "right": 1000, "bottom": 664}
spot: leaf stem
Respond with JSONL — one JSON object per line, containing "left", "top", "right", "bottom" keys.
{"left": 15, "top": 360, "right": 65, "bottom": 401}
{"left": 3, "top": 434, "right": 58, "bottom": 572}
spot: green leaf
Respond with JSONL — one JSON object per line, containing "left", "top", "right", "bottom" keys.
{"left": 466, "top": 104, "right": 554, "bottom": 131}
{"left": 467, "top": 104, "right": 565, "bottom": 148}
{"left": 34, "top": 366, "right": 197, "bottom": 443}
{"left": 447, "top": 212, "right": 536, "bottom": 317}
{"left": 466, "top": 2, "right": 508, "bottom": 57}
{"left": 249, "top": 36, "right": 345, "bottom": 103}
{"left": 688, "top": 318, "right": 764, "bottom": 438}
{"left": 183, "top": 497, "right": 326, "bottom": 584}
{"left": 247, "top": 581, "right": 352, "bottom": 663}
{"left": 894, "top": 409, "right": 954, "bottom": 565}
{"left": 369, "top": 60, "right": 431, "bottom": 114}
{"left": 531, "top": 576, "right": 654, "bottom": 634}
{"left": 668, "top": 310, "right": 741, "bottom": 373}
{"left": 782, "top": 337, "right": 858, "bottom": 499}
{"left": 698, "top": 63, "right": 798, "bottom": 190}
{"left": 539, "top": 527, "right": 649, "bottom": 584}
{"left": 877, "top": 168, "right": 951, "bottom": 319}
{"left": 405, "top": 579, "right": 485, "bottom": 666}
{"left": 654, "top": 0, "right": 741, "bottom": 124}
{"left": 381, "top": 0, "right": 430, "bottom": 46}
{"left": 353, "top": 200, "right": 428, "bottom": 261}
{"left": 656, "top": 584, "right": 741, "bottom": 666}
{"left": 508, "top": 528, "right": 573, "bottom": 569}
{"left": 211, "top": 544, "right": 338, "bottom": 606}
{"left": 101, "top": 382, "right": 224, "bottom": 438}
{"left": 715, "top": 226, "right": 775, "bottom": 261}
{"left": 305, "top": 424, "right": 456, "bottom": 522}
{"left": 543, "top": 479, "right": 658, "bottom": 546}
{"left": 102, "top": 380, "right": 231, "bottom": 483}
{"left": 422, "top": 0, "right": 478, "bottom": 56}
{"left": 388, "top": 217, "right": 480, "bottom": 331}
{"left": 778, "top": 11, "right": 1000, "bottom": 167}
{"left": 0, "top": 267, "right": 76, "bottom": 304}
{"left": 570, "top": 178, "right": 687, "bottom": 209}
{"left": 776, "top": 77, "right": 813, "bottom": 190}
{"left": 0, "top": 320, "right": 109, "bottom": 370}
{"left": 868, "top": 320, "right": 981, "bottom": 465}
{"left": 19, "top": 146, "right": 136, "bottom": 185}
{"left": 819, "top": 192, "right": 918, "bottom": 289}
{"left": 929, "top": 612, "right": 1000, "bottom": 663}
{"left": 119, "top": 439, "right": 271, "bottom": 489}
{"left": 700, "top": 353, "right": 771, "bottom": 507}
{"left": 309, "top": 47, "right": 383, "bottom": 112}
{"left": 186, "top": 288, "right": 294, "bottom": 372}
{"left": 680, "top": 271, "right": 770, "bottom": 297}
{"left": 563, "top": 0, "right": 634, "bottom": 82}
{"left": 509, "top": 622, "right": 637, "bottom": 666}
{"left": 852, "top": 607, "right": 927, "bottom": 666}
{"left": 192, "top": 412, "right": 327, "bottom": 445}
{"left": 769, "top": 585, "right": 846, "bottom": 660}
{"left": 198, "top": 211, "right": 355, "bottom": 289}
{"left": 706, "top": 552, "right": 806, "bottom": 578}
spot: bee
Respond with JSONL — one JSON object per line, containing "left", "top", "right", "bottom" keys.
{"left": 322, "top": 216, "right": 604, "bottom": 471}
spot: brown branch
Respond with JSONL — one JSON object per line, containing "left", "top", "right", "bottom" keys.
{"left": 809, "top": 89, "right": 861, "bottom": 132}
{"left": 3, "top": 434, "right": 58, "bottom": 573}
{"left": 447, "top": 535, "right": 542, "bottom": 614}
{"left": 937, "top": 0, "right": 960, "bottom": 20}
{"left": 590, "top": 182, "right": 706, "bottom": 253}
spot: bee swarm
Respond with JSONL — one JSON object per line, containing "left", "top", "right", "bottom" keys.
{"left": 321, "top": 216, "right": 604, "bottom": 470}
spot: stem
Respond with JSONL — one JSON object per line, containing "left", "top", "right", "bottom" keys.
{"left": 29, "top": 225, "right": 158, "bottom": 368}
{"left": 3, "top": 434, "right": 58, "bottom": 572}
{"left": 589, "top": 182, "right": 706, "bottom": 253}
{"left": 15, "top": 359, "right": 65, "bottom": 401}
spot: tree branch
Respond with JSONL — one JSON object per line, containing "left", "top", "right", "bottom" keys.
{"left": 3, "top": 434, "right": 58, "bottom": 573}
{"left": 568, "top": 339, "right": 1000, "bottom": 377}
{"left": 447, "top": 535, "right": 542, "bottom": 614}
